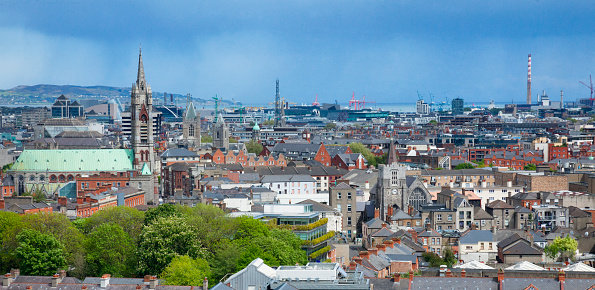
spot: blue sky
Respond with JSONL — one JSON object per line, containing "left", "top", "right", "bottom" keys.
{"left": 0, "top": 1, "right": 593, "bottom": 105}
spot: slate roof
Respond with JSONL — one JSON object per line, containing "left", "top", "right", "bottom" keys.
{"left": 160, "top": 148, "right": 199, "bottom": 158}
{"left": 486, "top": 200, "right": 514, "bottom": 209}
{"left": 245, "top": 165, "right": 348, "bottom": 177}
{"left": 502, "top": 241, "right": 543, "bottom": 255}
{"left": 473, "top": 206, "right": 493, "bottom": 220}
{"left": 410, "top": 277, "right": 498, "bottom": 289}
{"left": 364, "top": 218, "right": 385, "bottom": 229}
{"left": 459, "top": 230, "right": 494, "bottom": 244}
{"left": 514, "top": 206, "right": 532, "bottom": 214}
{"left": 498, "top": 233, "right": 524, "bottom": 249}
{"left": 297, "top": 199, "right": 336, "bottom": 213}
{"left": 10, "top": 149, "right": 134, "bottom": 172}
{"left": 261, "top": 175, "right": 316, "bottom": 183}
{"left": 568, "top": 206, "right": 591, "bottom": 218}
{"left": 371, "top": 227, "right": 394, "bottom": 237}
{"left": 390, "top": 209, "right": 412, "bottom": 221}
{"left": 325, "top": 145, "right": 350, "bottom": 157}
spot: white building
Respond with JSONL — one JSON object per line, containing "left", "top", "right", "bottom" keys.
{"left": 458, "top": 230, "right": 497, "bottom": 263}
{"left": 261, "top": 175, "right": 326, "bottom": 204}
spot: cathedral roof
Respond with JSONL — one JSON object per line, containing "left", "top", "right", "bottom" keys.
{"left": 9, "top": 149, "right": 134, "bottom": 172}
{"left": 253, "top": 121, "right": 260, "bottom": 131}
{"left": 185, "top": 102, "right": 197, "bottom": 120}
{"left": 141, "top": 162, "right": 152, "bottom": 175}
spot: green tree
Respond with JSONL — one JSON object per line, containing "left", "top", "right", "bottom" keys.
{"left": 161, "top": 255, "right": 211, "bottom": 286}
{"left": 209, "top": 240, "right": 243, "bottom": 282}
{"left": 349, "top": 142, "right": 382, "bottom": 167}
{"left": 262, "top": 120, "right": 275, "bottom": 126}
{"left": 442, "top": 247, "right": 457, "bottom": 267}
{"left": 201, "top": 134, "right": 213, "bottom": 143}
{"left": 324, "top": 122, "right": 336, "bottom": 130}
{"left": 79, "top": 206, "right": 145, "bottom": 243}
{"left": 144, "top": 203, "right": 182, "bottom": 225}
{"left": 84, "top": 223, "right": 136, "bottom": 277}
{"left": 137, "top": 216, "right": 206, "bottom": 276}
{"left": 454, "top": 163, "right": 475, "bottom": 170}
{"left": 421, "top": 252, "right": 443, "bottom": 268}
{"left": 233, "top": 216, "right": 270, "bottom": 244}
{"left": 22, "top": 213, "right": 86, "bottom": 278}
{"left": 229, "top": 137, "right": 238, "bottom": 143}
{"left": 524, "top": 163, "right": 537, "bottom": 171}
{"left": 545, "top": 235, "right": 578, "bottom": 261}
{"left": 246, "top": 139, "right": 263, "bottom": 154}
{"left": 428, "top": 120, "right": 438, "bottom": 125}
{"left": 1, "top": 163, "right": 13, "bottom": 173}
{"left": 0, "top": 212, "right": 25, "bottom": 273}
{"left": 15, "top": 229, "right": 67, "bottom": 276}
{"left": 235, "top": 244, "right": 280, "bottom": 270}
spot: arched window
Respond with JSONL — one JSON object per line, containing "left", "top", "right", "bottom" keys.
{"left": 50, "top": 175, "right": 57, "bottom": 182}
{"left": 67, "top": 175, "right": 74, "bottom": 181}
{"left": 189, "top": 124, "right": 195, "bottom": 137}
{"left": 409, "top": 187, "right": 428, "bottom": 211}
{"left": 59, "top": 175, "right": 66, "bottom": 182}
{"left": 29, "top": 175, "right": 35, "bottom": 182}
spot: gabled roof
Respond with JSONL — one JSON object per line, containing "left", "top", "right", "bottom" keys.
{"left": 486, "top": 200, "right": 514, "bottom": 209}
{"left": 297, "top": 199, "right": 335, "bottom": 213}
{"left": 371, "top": 227, "right": 394, "bottom": 237}
{"left": 459, "top": 230, "right": 494, "bottom": 244}
{"left": 502, "top": 240, "right": 543, "bottom": 255}
{"left": 498, "top": 233, "right": 524, "bottom": 249}
{"left": 390, "top": 209, "right": 412, "bottom": 221}
{"left": 364, "top": 218, "right": 385, "bottom": 229}
{"left": 473, "top": 207, "right": 493, "bottom": 220}
{"left": 568, "top": 206, "right": 591, "bottom": 218}
{"left": 331, "top": 182, "right": 352, "bottom": 190}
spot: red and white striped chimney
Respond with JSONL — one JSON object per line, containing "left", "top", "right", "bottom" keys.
{"left": 527, "top": 54, "right": 532, "bottom": 105}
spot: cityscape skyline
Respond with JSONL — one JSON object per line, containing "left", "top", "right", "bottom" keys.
{"left": 0, "top": 1, "right": 593, "bottom": 104}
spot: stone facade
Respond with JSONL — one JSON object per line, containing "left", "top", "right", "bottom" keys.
{"left": 377, "top": 163, "right": 431, "bottom": 220}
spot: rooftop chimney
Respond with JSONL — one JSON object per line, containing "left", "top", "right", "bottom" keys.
{"left": 149, "top": 276, "right": 158, "bottom": 289}
{"left": 52, "top": 274, "right": 62, "bottom": 287}
{"left": 10, "top": 269, "right": 19, "bottom": 279}
{"left": 374, "top": 208, "right": 380, "bottom": 219}
{"left": 558, "top": 270, "right": 566, "bottom": 283}
{"left": 203, "top": 277, "right": 208, "bottom": 290}
{"left": 461, "top": 269, "right": 466, "bottom": 278}
{"left": 59, "top": 270, "right": 65, "bottom": 279}
{"left": 136, "top": 286, "right": 142, "bottom": 290}
{"left": 100, "top": 274, "right": 110, "bottom": 288}
{"left": 349, "top": 261, "right": 357, "bottom": 270}
{"left": 445, "top": 269, "right": 453, "bottom": 277}
{"left": 0, "top": 199, "right": 4, "bottom": 210}
{"left": 3, "top": 273, "right": 12, "bottom": 287}
{"left": 377, "top": 244, "right": 387, "bottom": 252}
{"left": 58, "top": 196, "right": 67, "bottom": 206}
{"left": 359, "top": 251, "right": 370, "bottom": 260}
{"left": 393, "top": 273, "right": 401, "bottom": 283}
{"left": 365, "top": 181, "right": 369, "bottom": 189}
{"left": 144, "top": 275, "right": 151, "bottom": 283}
{"left": 353, "top": 257, "right": 363, "bottom": 265}
{"left": 498, "top": 269, "right": 505, "bottom": 286}
{"left": 368, "top": 248, "right": 378, "bottom": 256}
{"left": 384, "top": 240, "right": 394, "bottom": 248}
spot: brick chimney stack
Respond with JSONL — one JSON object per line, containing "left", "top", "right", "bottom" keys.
{"left": 374, "top": 208, "right": 380, "bottom": 219}
{"left": 498, "top": 269, "right": 505, "bottom": 287}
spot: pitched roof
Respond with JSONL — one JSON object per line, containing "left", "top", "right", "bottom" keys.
{"left": 160, "top": 148, "right": 199, "bottom": 158}
{"left": 473, "top": 206, "right": 493, "bottom": 220}
{"left": 10, "top": 149, "right": 134, "bottom": 172}
{"left": 459, "top": 230, "right": 494, "bottom": 244}
{"left": 486, "top": 200, "right": 514, "bottom": 209}
{"left": 371, "top": 227, "right": 394, "bottom": 237}
{"left": 502, "top": 241, "right": 543, "bottom": 256}
{"left": 498, "top": 233, "right": 524, "bottom": 249}
{"left": 297, "top": 199, "right": 336, "bottom": 213}
{"left": 504, "top": 261, "right": 545, "bottom": 271}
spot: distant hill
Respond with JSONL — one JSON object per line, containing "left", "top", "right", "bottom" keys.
{"left": 0, "top": 84, "right": 232, "bottom": 105}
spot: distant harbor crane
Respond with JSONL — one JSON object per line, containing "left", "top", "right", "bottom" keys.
{"left": 580, "top": 75, "right": 594, "bottom": 100}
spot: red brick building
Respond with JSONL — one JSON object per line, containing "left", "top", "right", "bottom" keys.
{"left": 76, "top": 172, "right": 131, "bottom": 197}
{"left": 548, "top": 143, "right": 568, "bottom": 161}
{"left": 211, "top": 148, "right": 287, "bottom": 167}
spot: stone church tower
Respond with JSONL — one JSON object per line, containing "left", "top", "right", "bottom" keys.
{"left": 130, "top": 47, "right": 157, "bottom": 203}
{"left": 376, "top": 139, "right": 431, "bottom": 220}
{"left": 183, "top": 95, "right": 201, "bottom": 149}
{"left": 212, "top": 113, "right": 229, "bottom": 150}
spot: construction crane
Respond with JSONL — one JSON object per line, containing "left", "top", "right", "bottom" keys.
{"left": 349, "top": 92, "right": 358, "bottom": 110}
{"left": 231, "top": 98, "right": 246, "bottom": 124}
{"left": 358, "top": 95, "right": 376, "bottom": 109}
{"left": 212, "top": 95, "right": 221, "bottom": 122}
{"left": 580, "top": 75, "right": 594, "bottom": 100}
{"left": 312, "top": 94, "right": 321, "bottom": 106}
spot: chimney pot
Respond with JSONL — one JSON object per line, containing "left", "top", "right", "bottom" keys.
{"left": 3, "top": 274, "right": 12, "bottom": 287}
{"left": 136, "top": 286, "right": 142, "bottom": 290}
{"left": 497, "top": 268, "right": 505, "bottom": 284}
{"left": 149, "top": 276, "right": 158, "bottom": 289}
{"left": 27, "top": 287, "right": 32, "bottom": 290}
{"left": 394, "top": 273, "right": 401, "bottom": 283}
{"left": 82, "top": 286, "right": 88, "bottom": 290}
{"left": 461, "top": 269, "right": 466, "bottom": 278}
{"left": 144, "top": 275, "right": 151, "bottom": 283}
{"left": 558, "top": 270, "right": 566, "bottom": 282}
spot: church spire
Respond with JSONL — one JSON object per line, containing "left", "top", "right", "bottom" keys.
{"left": 137, "top": 45, "right": 146, "bottom": 86}
{"left": 387, "top": 138, "right": 399, "bottom": 165}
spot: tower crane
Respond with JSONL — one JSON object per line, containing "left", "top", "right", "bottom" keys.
{"left": 231, "top": 98, "right": 246, "bottom": 124}
{"left": 580, "top": 75, "right": 594, "bottom": 100}
{"left": 212, "top": 95, "right": 221, "bottom": 122}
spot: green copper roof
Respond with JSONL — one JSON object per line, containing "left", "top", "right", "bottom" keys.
{"left": 185, "top": 102, "right": 197, "bottom": 120}
{"left": 10, "top": 149, "right": 134, "bottom": 172}
{"left": 140, "top": 162, "right": 152, "bottom": 175}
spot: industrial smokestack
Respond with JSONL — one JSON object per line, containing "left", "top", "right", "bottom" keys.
{"left": 561, "top": 90, "right": 564, "bottom": 109}
{"left": 527, "top": 54, "right": 532, "bottom": 105}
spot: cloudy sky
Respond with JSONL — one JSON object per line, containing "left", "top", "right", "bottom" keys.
{"left": 0, "top": 1, "right": 593, "bottom": 105}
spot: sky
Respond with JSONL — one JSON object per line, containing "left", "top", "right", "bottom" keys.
{"left": 0, "top": 1, "right": 594, "bottom": 105}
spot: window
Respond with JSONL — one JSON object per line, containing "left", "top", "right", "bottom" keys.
{"left": 337, "top": 204, "right": 341, "bottom": 212}
{"left": 505, "top": 210, "right": 509, "bottom": 215}
{"left": 466, "top": 246, "right": 473, "bottom": 250}
{"left": 431, "top": 238, "right": 435, "bottom": 245}
{"left": 438, "top": 225, "right": 442, "bottom": 231}
{"left": 448, "top": 214, "right": 452, "bottom": 221}
{"left": 459, "top": 212, "right": 464, "bottom": 219}
{"left": 489, "top": 197, "right": 495, "bottom": 201}
{"left": 480, "top": 243, "right": 484, "bottom": 250}
{"left": 347, "top": 192, "right": 352, "bottom": 199}
{"left": 347, "top": 217, "right": 352, "bottom": 225}
{"left": 347, "top": 204, "right": 352, "bottom": 212}
{"left": 337, "top": 192, "right": 341, "bottom": 199}
{"left": 520, "top": 214, "right": 524, "bottom": 219}
{"left": 437, "top": 214, "right": 442, "bottom": 221}
{"left": 560, "top": 211, "right": 565, "bottom": 216}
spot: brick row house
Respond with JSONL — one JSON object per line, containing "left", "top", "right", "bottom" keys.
{"left": 211, "top": 148, "right": 287, "bottom": 167}
{"left": 484, "top": 150, "right": 544, "bottom": 170}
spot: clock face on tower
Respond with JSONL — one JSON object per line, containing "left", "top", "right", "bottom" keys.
{"left": 392, "top": 189, "right": 398, "bottom": 195}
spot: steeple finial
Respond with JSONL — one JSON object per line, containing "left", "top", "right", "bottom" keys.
{"left": 137, "top": 45, "right": 146, "bottom": 86}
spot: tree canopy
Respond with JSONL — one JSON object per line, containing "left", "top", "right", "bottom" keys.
{"left": 454, "top": 163, "right": 475, "bottom": 170}
{"left": 246, "top": 139, "right": 263, "bottom": 154}
{"left": 161, "top": 255, "right": 211, "bottom": 286}
{"left": 545, "top": 235, "right": 578, "bottom": 261}
{"left": 16, "top": 229, "right": 67, "bottom": 276}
